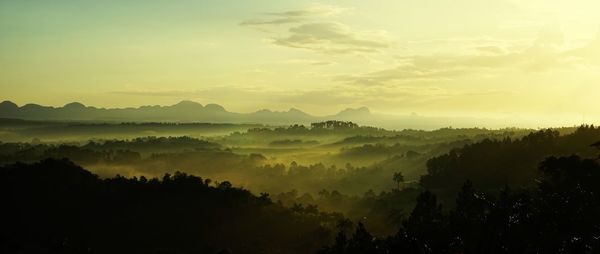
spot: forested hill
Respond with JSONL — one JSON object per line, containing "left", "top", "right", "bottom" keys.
{"left": 315, "top": 126, "right": 600, "bottom": 253}
{"left": 0, "top": 159, "right": 340, "bottom": 254}
{"left": 421, "top": 125, "right": 600, "bottom": 193}
{"left": 319, "top": 153, "right": 600, "bottom": 253}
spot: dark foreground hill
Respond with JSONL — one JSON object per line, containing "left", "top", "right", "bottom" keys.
{"left": 0, "top": 159, "right": 338, "bottom": 254}
{"left": 319, "top": 154, "right": 600, "bottom": 253}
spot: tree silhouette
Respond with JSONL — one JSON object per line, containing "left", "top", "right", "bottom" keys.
{"left": 0, "top": 159, "right": 340, "bottom": 254}
{"left": 336, "top": 218, "right": 354, "bottom": 234}
{"left": 321, "top": 149, "right": 600, "bottom": 253}
{"left": 393, "top": 171, "right": 404, "bottom": 190}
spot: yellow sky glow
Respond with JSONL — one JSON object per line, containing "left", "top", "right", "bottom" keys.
{"left": 1, "top": 0, "right": 600, "bottom": 127}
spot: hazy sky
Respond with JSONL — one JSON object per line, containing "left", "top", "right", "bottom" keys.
{"left": 1, "top": 0, "right": 600, "bottom": 125}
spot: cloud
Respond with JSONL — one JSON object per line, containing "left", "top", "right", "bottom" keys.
{"left": 475, "top": 46, "right": 507, "bottom": 55}
{"left": 239, "top": 3, "right": 347, "bottom": 26}
{"left": 241, "top": 4, "right": 388, "bottom": 54}
{"left": 267, "top": 3, "right": 348, "bottom": 17}
{"left": 240, "top": 17, "right": 305, "bottom": 26}
{"left": 272, "top": 22, "right": 390, "bottom": 54}
{"left": 310, "top": 61, "right": 334, "bottom": 66}
{"left": 564, "top": 32, "right": 600, "bottom": 65}
{"left": 335, "top": 51, "right": 552, "bottom": 86}
{"left": 335, "top": 30, "right": 598, "bottom": 86}
{"left": 279, "top": 59, "right": 336, "bottom": 66}
{"left": 109, "top": 90, "right": 198, "bottom": 97}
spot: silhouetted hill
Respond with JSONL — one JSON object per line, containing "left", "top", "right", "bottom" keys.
{"left": 421, "top": 125, "right": 600, "bottom": 196}
{"left": 0, "top": 100, "right": 376, "bottom": 126}
{"left": 0, "top": 159, "right": 337, "bottom": 254}
{"left": 0, "top": 100, "right": 578, "bottom": 129}
{"left": 334, "top": 107, "right": 371, "bottom": 119}
{"left": 320, "top": 153, "right": 600, "bottom": 253}
{"left": 0, "top": 101, "right": 18, "bottom": 111}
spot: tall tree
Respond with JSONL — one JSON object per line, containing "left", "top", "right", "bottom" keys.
{"left": 393, "top": 171, "right": 404, "bottom": 190}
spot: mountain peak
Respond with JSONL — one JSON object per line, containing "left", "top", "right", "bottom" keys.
{"left": 256, "top": 109, "right": 272, "bottom": 114}
{"left": 338, "top": 107, "right": 370, "bottom": 115}
{"left": 204, "top": 103, "right": 226, "bottom": 112}
{"left": 21, "top": 103, "right": 44, "bottom": 109}
{"left": 172, "top": 100, "right": 203, "bottom": 108}
{"left": 63, "top": 102, "right": 86, "bottom": 109}
{"left": 288, "top": 108, "right": 307, "bottom": 114}
{"left": 0, "top": 100, "right": 18, "bottom": 110}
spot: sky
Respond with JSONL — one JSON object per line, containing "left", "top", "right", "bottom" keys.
{"left": 1, "top": 0, "right": 600, "bottom": 126}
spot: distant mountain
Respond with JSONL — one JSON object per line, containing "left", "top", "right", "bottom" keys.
{"left": 333, "top": 107, "right": 371, "bottom": 119}
{"left": 0, "top": 100, "right": 542, "bottom": 129}
{"left": 0, "top": 100, "right": 371, "bottom": 126}
{"left": 0, "top": 101, "right": 18, "bottom": 112}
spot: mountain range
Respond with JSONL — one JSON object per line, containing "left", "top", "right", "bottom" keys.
{"left": 0, "top": 100, "right": 373, "bottom": 125}
{"left": 0, "top": 100, "right": 528, "bottom": 129}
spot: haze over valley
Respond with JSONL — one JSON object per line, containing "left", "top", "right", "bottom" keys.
{"left": 2, "top": 1, "right": 600, "bottom": 253}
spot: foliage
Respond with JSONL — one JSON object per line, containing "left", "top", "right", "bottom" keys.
{"left": 0, "top": 159, "right": 340, "bottom": 254}
{"left": 422, "top": 126, "right": 600, "bottom": 195}
{"left": 320, "top": 153, "right": 600, "bottom": 253}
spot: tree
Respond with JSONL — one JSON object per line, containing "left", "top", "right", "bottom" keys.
{"left": 218, "top": 180, "right": 232, "bottom": 190}
{"left": 393, "top": 171, "right": 404, "bottom": 190}
{"left": 403, "top": 191, "right": 446, "bottom": 252}
{"left": 0, "top": 159, "right": 338, "bottom": 254}
{"left": 336, "top": 218, "right": 354, "bottom": 234}
{"left": 347, "top": 222, "right": 377, "bottom": 253}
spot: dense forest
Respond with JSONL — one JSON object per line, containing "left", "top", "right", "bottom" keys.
{"left": 319, "top": 153, "right": 600, "bottom": 253}
{"left": 0, "top": 159, "right": 339, "bottom": 254}
{"left": 1, "top": 120, "right": 600, "bottom": 253}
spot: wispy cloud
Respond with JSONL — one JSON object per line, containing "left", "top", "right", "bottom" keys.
{"left": 266, "top": 3, "right": 348, "bottom": 17}
{"left": 109, "top": 90, "right": 201, "bottom": 98}
{"left": 272, "top": 22, "right": 390, "bottom": 54}
{"left": 239, "top": 3, "right": 347, "bottom": 26}
{"left": 240, "top": 17, "right": 304, "bottom": 26}
{"left": 335, "top": 30, "right": 600, "bottom": 86}
{"left": 241, "top": 4, "right": 389, "bottom": 55}
{"left": 565, "top": 32, "right": 600, "bottom": 65}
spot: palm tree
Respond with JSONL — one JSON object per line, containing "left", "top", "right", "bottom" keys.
{"left": 393, "top": 171, "right": 404, "bottom": 190}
